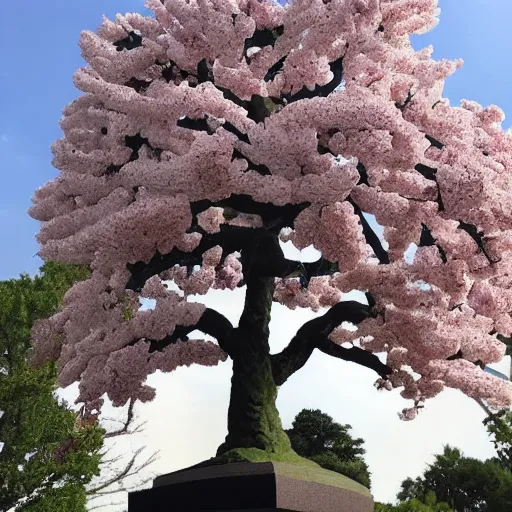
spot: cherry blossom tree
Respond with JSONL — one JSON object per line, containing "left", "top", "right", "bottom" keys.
{"left": 30, "top": 0, "right": 512, "bottom": 460}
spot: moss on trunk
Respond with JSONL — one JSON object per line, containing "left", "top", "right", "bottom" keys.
{"left": 216, "top": 274, "right": 292, "bottom": 456}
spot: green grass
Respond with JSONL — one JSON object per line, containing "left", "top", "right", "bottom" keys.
{"left": 217, "top": 447, "right": 372, "bottom": 498}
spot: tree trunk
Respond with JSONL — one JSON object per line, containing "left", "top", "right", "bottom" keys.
{"left": 216, "top": 274, "right": 291, "bottom": 456}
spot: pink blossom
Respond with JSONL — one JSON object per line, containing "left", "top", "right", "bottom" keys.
{"left": 30, "top": 0, "right": 512, "bottom": 419}
{"left": 197, "top": 207, "right": 225, "bottom": 234}
{"left": 214, "top": 253, "right": 243, "bottom": 290}
{"left": 273, "top": 276, "right": 341, "bottom": 312}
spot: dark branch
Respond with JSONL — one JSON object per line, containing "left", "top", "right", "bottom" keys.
{"left": 419, "top": 223, "right": 447, "bottom": 263}
{"left": 425, "top": 134, "right": 444, "bottom": 150}
{"left": 147, "top": 308, "right": 235, "bottom": 356}
{"left": 104, "top": 398, "right": 136, "bottom": 438}
{"left": 457, "top": 221, "right": 500, "bottom": 264}
{"left": 127, "top": 224, "right": 264, "bottom": 291}
{"left": 413, "top": 163, "right": 445, "bottom": 211}
{"left": 124, "top": 77, "right": 152, "bottom": 93}
{"left": 348, "top": 197, "right": 390, "bottom": 264}
{"left": 282, "top": 58, "right": 344, "bottom": 104}
{"left": 302, "top": 258, "right": 339, "bottom": 280}
{"left": 446, "top": 350, "right": 485, "bottom": 369}
{"left": 395, "top": 89, "right": 414, "bottom": 110}
{"left": 271, "top": 301, "right": 391, "bottom": 385}
{"left": 245, "top": 26, "right": 283, "bottom": 54}
{"left": 356, "top": 162, "right": 370, "bottom": 186}
{"left": 264, "top": 56, "right": 287, "bottom": 82}
{"left": 414, "top": 163, "right": 437, "bottom": 181}
{"left": 316, "top": 335, "right": 392, "bottom": 377}
{"left": 114, "top": 31, "right": 143, "bottom": 52}
{"left": 127, "top": 196, "right": 310, "bottom": 291}
{"left": 232, "top": 149, "right": 272, "bottom": 175}
{"left": 240, "top": 232, "right": 339, "bottom": 286}
{"left": 197, "top": 59, "right": 214, "bottom": 83}
{"left": 242, "top": 232, "right": 298, "bottom": 279}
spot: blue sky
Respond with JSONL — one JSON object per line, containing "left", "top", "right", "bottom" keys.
{"left": 0, "top": 0, "right": 511, "bottom": 280}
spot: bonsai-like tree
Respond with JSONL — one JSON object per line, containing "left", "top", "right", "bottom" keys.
{"left": 30, "top": 0, "right": 512, "bottom": 463}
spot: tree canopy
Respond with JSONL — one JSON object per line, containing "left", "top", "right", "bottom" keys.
{"left": 286, "top": 408, "right": 371, "bottom": 487}
{"left": 28, "top": 0, "right": 512, "bottom": 460}
{"left": 484, "top": 409, "right": 512, "bottom": 472}
{"left": 0, "top": 263, "right": 103, "bottom": 511}
{"left": 284, "top": 408, "right": 456, "bottom": 511}
{"left": 394, "top": 445, "right": 512, "bottom": 512}
{"left": 375, "top": 492, "right": 454, "bottom": 512}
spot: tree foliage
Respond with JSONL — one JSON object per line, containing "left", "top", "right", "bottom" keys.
{"left": 0, "top": 263, "right": 103, "bottom": 511}
{"left": 375, "top": 492, "right": 454, "bottom": 512}
{"left": 29, "top": 0, "right": 512, "bottom": 459}
{"left": 0, "top": 263, "right": 158, "bottom": 511}
{"left": 484, "top": 409, "right": 512, "bottom": 472}
{"left": 286, "top": 408, "right": 371, "bottom": 487}
{"left": 395, "top": 445, "right": 512, "bottom": 512}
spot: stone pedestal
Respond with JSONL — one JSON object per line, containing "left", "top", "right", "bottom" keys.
{"left": 128, "top": 461, "right": 373, "bottom": 511}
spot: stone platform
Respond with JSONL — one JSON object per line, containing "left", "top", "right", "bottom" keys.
{"left": 128, "top": 461, "right": 373, "bottom": 511}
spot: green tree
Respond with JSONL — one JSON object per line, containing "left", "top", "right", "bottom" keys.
{"left": 485, "top": 409, "right": 512, "bottom": 471}
{"left": 0, "top": 263, "right": 104, "bottom": 511}
{"left": 395, "top": 445, "right": 512, "bottom": 512}
{"left": 285, "top": 409, "right": 371, "bottom": 488}
{"left": 376, "top": 491, "right": 454, "bottom": 512}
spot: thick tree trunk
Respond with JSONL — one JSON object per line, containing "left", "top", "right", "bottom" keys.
{"left": 216, "top": 274, "right": 291, "bottom": 456}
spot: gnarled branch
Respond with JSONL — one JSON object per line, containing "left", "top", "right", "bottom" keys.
{"left": 127, "top": 225, "right": 262, "bottom": 291}
{"left": 243, "top": 232, "right": 339, "bottom": 286}
{"left": 145, "top": 307, "right": 236, "bottom": 357}
{"left": 271, "top": 301, "right": 392, "bottom": 385}
{"left": 127, "top": 197, "right": 310, "bottom": 291}
{"left": 348, "top": 197, "right": 389, "bottom": 264}
{"left": 316, "top": 334, "right": 391, "bottom": 377}
{"left": 87, "top": 447, "right": 159, "bottom": 498}
{"left": 103, "top": 398, "right": 138, "bottom": 438}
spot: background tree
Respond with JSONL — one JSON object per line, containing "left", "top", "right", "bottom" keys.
{"left": 484, "top": 409, "right": 512, "bottom": 472}
{"left": 0, "top": 263, "right": 103, "bottom": 511}
{"left": 0, "top": 264, "right": 157, "bottom": 511}
{"left": 375, "top": 492, "right": 454, "bottom": 512}
{"left": 29, "top": 0, "right": 512, "bottom": 471}
{"left": 283, "top": 408, "right": 454, "bottom": 511}
{"left": 286, "top": 408, "right": 371, "bottom": 487}
{"left": 394, "top": 445, "right": 512, "bottom": 512}
{"left": 85, "top": 397, "right": 159, "bottom": 511}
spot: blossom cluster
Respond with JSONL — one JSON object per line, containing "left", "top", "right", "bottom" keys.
{"left": 31, "top": 0, "right": 512, "bottom": 414}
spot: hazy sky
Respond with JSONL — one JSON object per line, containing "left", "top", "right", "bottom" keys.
{"left": 1, "top": 0, "right": 512, "bottom": 509}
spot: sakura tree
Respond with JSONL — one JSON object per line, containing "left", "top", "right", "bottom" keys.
{"left": 30, "top": 0, "right": 512, "bottom": 459}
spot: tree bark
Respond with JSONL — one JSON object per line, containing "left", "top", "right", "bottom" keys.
{"left": 216, "top": 274, "right": 291, "bottom": 456}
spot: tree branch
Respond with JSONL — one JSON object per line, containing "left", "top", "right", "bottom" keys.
{"left": 103, "top": 398, "right": 136, "bottom": 438}
{"left": 127, "top": 225, "right": 261, "bottom": 291}
{"left": 419, "top": 223, "right": 447, "bottom": 263}
{"left": 282, "top": 57, "right": 344, "bottom": 104}
{"left": 348, "top": 197, "right": 389, "bottom": 264}
{"left": 127, "top": 196, "right": 310, "bottom": 292}
{"left": 144, "top": 307, "right": 236, "bottom": 357}
{"left": 87, "top": 447, "right": 159, "bottom": 496}
{"left": 87, "top": 500, "right": 126, "bottom": 511}
{"left": 458, "top": 221, "right": 500, "bottom": 264}
{"left": 242, "top": 232, "right": 339, "bottom": 286}
{"left": 271, "top": 301, "right": 392, "bottom": 385}
{"left": 316, "top": 334, "right": 391, "bottom": 377}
